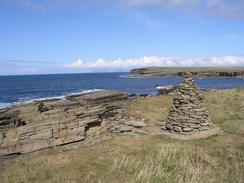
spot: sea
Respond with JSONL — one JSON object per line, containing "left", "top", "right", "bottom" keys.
{"left": 0, "top": 72, "right": 244, "bottom": 109}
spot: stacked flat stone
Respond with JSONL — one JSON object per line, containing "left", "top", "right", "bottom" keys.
{"left": 165, "top": 72, "right": 211, "bottom": 133}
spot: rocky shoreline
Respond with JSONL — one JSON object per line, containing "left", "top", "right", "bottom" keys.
{"left": 0, "top": 90, "right": 150, "bottom": 159}
{"left": 0, "top": 85, "right": 223, "bottom": 160}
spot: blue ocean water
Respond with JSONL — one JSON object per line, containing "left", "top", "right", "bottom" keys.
{"left": 0, "top": 73, "right": 244, "bottom": 108}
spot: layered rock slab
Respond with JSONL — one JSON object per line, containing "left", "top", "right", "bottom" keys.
{"left": 0, "top": 91, "right": 132, "bottom": 157}
{"left": 165, "top": 73, "right": 211, "bottom": 133}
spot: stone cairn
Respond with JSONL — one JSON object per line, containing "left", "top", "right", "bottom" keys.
{"left": 165, "top": 72, "right": 211, "bottom": 133}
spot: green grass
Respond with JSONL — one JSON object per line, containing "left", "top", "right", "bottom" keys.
{"left": 128, "top": 95, "right": 172, "bottom": 125}
{"left": 0, "top": 89, "right": 244, "bottom": 183}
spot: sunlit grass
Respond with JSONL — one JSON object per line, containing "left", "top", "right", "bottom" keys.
{"left": 1, "top": 89, "right": 244, "bottom": 183}
{"left": 128, "top": 95, "right": 172, "bottom": 125}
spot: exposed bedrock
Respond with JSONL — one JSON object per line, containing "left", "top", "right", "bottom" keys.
{"left": 0, "top": 91, "right": 146, "bottom": 158}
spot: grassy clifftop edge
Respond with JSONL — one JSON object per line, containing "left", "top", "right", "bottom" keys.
{"left": 130, "top": 67, "right": 244, "bottom": 77}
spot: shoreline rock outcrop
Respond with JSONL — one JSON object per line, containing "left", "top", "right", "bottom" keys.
{"left": 0, "top": 91, "right": 146, "bottom": 158}
{"left": 165, "top": 72, "right": 211, "bottom": 133}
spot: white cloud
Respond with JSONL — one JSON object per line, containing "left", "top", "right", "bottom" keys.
{"left": 65, "top": 55, "right": 244, "bottom": 72}
{"left": 68, "top": 59, "right": 83, "bottom": 68}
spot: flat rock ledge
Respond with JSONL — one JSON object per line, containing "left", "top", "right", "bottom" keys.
{"left": 0, "top": 90, "right": 147, "bottom": 159}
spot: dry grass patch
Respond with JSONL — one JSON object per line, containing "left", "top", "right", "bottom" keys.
{"left": 111, "top": 143, "right": 244, "bottom": 183}
{"left": 1, "top": 135, "right": 244, "bottom": 183}
{"left": 205, "top": 89, "right": 244, "bottom": 135}
{"left": 128, "top": 95, "right": 172, "bottom": 125}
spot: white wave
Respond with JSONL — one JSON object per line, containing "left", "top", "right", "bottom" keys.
{"left": 0, "top": 89, "right": 106, "bottom": 109}
{"left": 67, "top": 89, "right": 105, "bottom": 96}
{"left": 34, "top": 95, "right": 66, "bottom": 102}
{"left": 0, "top": 100, "right": 36, "bottom": 109}
{"left": 156, "top": 85, "right": 175, "bottom": 90}
{"left": 119, "top": 74, "right": 130, "bottom": 78}
{"left": 0, "top": 102, "right": 12, "bottom": 109}
{"left": 19, "top": 97, "right": 33, "bottom": 101}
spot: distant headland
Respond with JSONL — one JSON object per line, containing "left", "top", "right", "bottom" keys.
{"left": 130, "top": 67, "right": 244, "bottom": 78}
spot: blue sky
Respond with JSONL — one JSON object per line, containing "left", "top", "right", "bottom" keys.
{"left": 0, "top": 0, "right": 244, "bottom": 75}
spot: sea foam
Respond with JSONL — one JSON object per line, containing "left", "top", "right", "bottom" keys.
{"left": 0, "top": 89, "right": 105, "bottom": 109}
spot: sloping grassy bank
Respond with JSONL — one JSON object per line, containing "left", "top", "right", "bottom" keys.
{"left": 0, "top": 89, "right": 244, "bottom": 183}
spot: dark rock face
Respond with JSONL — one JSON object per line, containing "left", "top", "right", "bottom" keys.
{"left": 0, "top": 109, "right": 27, "bottom": 132}
{"left": 165, "top": 73, "right": 211, "bottom": 133}
{"left": 0, "top": 91, "right": 141, "bottom": 157}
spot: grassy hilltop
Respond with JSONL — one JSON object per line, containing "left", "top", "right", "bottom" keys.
{"left": 1, "top": 89, "right": 244, "bottom": 183}
{"left": 130, "top": 67, "right": 244, "bottom": 78}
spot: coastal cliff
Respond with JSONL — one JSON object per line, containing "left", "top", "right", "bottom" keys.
{"left": 130, "top": 67, "right": 244, "bottom": 78}
{"left": 0, "top": 91, "right": 147, "bottom": 158}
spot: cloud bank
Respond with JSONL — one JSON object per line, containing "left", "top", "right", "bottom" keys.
{"left": 65, "top": 56, "right": 244, "bottom": 72}
{"left": 1, "top": 56, "right": 244, "bottom": 75}
{"left": 7, "top": 0, "right": 244, "bottom": 20}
